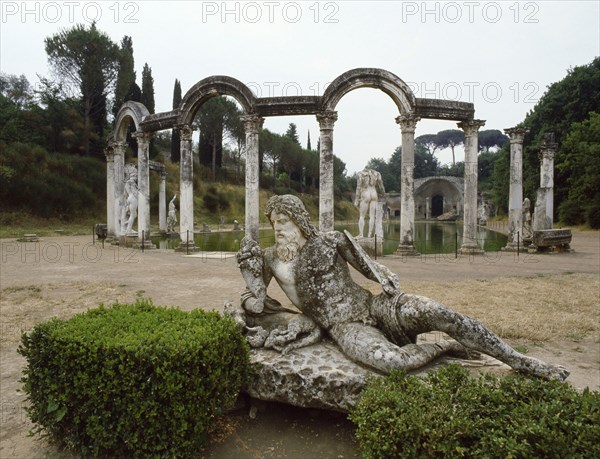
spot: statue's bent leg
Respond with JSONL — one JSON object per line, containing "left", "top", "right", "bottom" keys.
{"left": 380, "top": 293, "right": 569, "bottom": 381}
{"left": 329, "top": 322, "right": 456, "bottom": 374}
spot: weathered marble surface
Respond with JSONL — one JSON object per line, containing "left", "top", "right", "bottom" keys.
{"left": 246, "top": 341, "right": 380, "bottom": 412}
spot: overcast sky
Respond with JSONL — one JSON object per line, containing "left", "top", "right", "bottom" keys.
{"left": 1, "top": 1, "right": 599, "bottom": 173}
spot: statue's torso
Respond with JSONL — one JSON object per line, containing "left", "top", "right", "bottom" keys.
{"left": 266, "top": 234, "right": 373, "bottom": 330}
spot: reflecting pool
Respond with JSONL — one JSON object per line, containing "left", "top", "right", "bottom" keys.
{"left": 153, "top": 221, "right": 507, "bottom": 255}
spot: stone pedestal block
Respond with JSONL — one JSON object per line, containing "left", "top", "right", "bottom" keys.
{"left": 245, "top": 341, "right": 380, "bottom": 413}
{"left": 357, "top": 237, "right": 383, "bottom": 257}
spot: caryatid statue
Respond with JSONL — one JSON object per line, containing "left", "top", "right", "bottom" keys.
{"left": 354, "top": 168, "right": 386, "bottom": 238}
{"left": 120, "top": 164, "right": 138, "bottom": 234}
{"left": 230, "top": 194, "right": 569, "bottom": 382}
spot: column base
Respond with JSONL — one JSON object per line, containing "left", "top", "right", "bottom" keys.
{"left": 133, "top": 240, "right": 156, "bottom": 250}
{"left": 118, "top": 233, "right": 139, "bottom": 248}
{"left": 175, "top": 241, "right": 199, "bottom": 253}
{"left": 501, "top": 243, "right": 521, "bottom": 252}
{"left": 460, "top": 244, "right": 484, "bottom": 255}
{"left": 395, "top": 244, "right": 420, "bottom": 256}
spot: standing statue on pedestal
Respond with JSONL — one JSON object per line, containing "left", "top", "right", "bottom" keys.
{"left": 230, "top": 194, "right": 569, "bottom": 381}
{"left": 120, "top": 164, "right": 138, "bottom": 234}
{"left": 167, "top": 194, "right": 178, "bottom": 233}
{"left": 354, "top": 168, "right": 385, "bottom": 238}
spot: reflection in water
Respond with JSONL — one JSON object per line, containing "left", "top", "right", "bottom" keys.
{"left": 152, "top": 222, "right": 507, "bottom": 255}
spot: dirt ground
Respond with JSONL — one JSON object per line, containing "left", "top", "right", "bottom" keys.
{"left": 1, "top": 231, "right": 598, "bottom": 458}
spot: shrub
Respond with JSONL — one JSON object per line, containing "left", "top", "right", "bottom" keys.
{"left": 350, "top": 365, "right": 600, "bottom": 459}
{"left": 19, "top": 300, "right": 249, "bottom": 458}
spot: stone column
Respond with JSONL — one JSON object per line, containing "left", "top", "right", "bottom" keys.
{"left": 158, "top": 170, "right": 167, "bottom": 234}
{"left": 316, "top": 110, "right": 338, "bottom": 232}
{"left": 133, "top": 131, "right": 153, "bottom": 248}
{"left": 241, "top": 114, "right": 264, "bottom": 241}
{"left": 540, "top": 133, "right": 557, "bottom": 228}
{"left": 176, "top": 124, "right": 197, "bottom": 252}
{"left": 425, "top": 196, "right": 431, "bottom": 220}
{"left": 112, "top": 141, "right": 126, "bottom": 238}
{"left": 503, "top": 126, "right": 528, "bottom": 251}
{"left": 395, "top": 114, "right": 420, "bottom": 255}
{"left": 104, "top": 142, "right": 115, "bottom": 239}
{"left": 459, "top": 119, "right": 486, "bottom": 254}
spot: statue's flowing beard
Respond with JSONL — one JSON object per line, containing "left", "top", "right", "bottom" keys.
{"left": 275, "top": 227, "right": 302, "bottom": 262}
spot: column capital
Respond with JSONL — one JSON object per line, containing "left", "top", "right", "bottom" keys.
{"left": 132, "top": 131, "right": 153, "bottom": 147}
{"left": 504, "top": 125, "right": 529, "bottom": 144}
{"left": 112, "top": 140, "right": 127, "bottom": 156}
{"left": 540, "top": 132, "right": 558, "bottom": 156}
{"left": 316, "top": 110, "right": 338, "bottom": 130}
{"left": 104, "top": 142, "right": 115, "bottom": 161}
{"left": 459, "top": 119, "right": 486, "bottom": 137}
{"left": 240, "top": 114, "right": 264, "bottom": 134}
{"left": 395, "top": 113, "right": 420, "bottom": 133}
{"left": 174, "top": 124, "right": 196, "bottom": 141}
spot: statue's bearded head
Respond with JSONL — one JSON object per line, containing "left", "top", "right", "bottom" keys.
{"left": 272, "top": 215, "right": 303, "bottom": 262}
{"left": 265, "top": 195, "right": 319, "bottom": 262}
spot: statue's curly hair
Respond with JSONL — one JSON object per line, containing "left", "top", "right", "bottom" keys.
{"left": 265, "top": 195, "right": 319, "bottom": 239}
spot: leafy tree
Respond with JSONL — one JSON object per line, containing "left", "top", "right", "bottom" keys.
{"left": 478, "top": 149, "right": 499, "bottom": 191}
{"left": 140, "top": 63, "right": 155, "bottom": 114}
{"left": 113, "top": 36, "right": 136, "bottom": 118}
{"left": 45, "top": 23, "right": 120, "bottom": 157}
{"left": 478, "top": 129, "right": 508, "bottom": 152}
{"left": 492, "top": 57, "right": 600, "bottom": 218}
{"left": 35, "top": 77, "right": 88, "bottom": 154}
{"left": 436, "top": 129, "right": 463, "bottom": 165}
{"left": 195, "top": 96, "right": 240, "bottom": 180}
{"left": 557, "top": 112, "right": 600, "bottom": 227}
{"left": 171, "top": 79, "right": 182, "bottom": 162}
{"left": 0, "top": 73, "right": 34, "bottom": 109}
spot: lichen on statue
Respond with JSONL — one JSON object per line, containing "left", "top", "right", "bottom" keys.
{"left": 229, "top": 194, "right": 569, "bottom": 381}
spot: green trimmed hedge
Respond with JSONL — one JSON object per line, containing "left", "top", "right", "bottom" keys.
{"left": 19, "top": 300, "right": 249, "bottom": 458}
{"left": 350, "top": 365, "right": 600, "bottom": 459}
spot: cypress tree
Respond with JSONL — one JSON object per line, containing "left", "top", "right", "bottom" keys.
{"left": 141, "top": 63, "right": 155, "bottom": 114}
{"left": 113, "top": 36, "right": 135, "bottom": 117}
{"left": 171, "top": 79, "right": 182, "bottom": 162}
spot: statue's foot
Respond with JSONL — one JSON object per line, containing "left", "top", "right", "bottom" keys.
{"left": 518, "top": 358, "right": 570, "bottom": 382}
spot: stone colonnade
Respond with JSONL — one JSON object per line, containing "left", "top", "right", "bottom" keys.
{"left": 108, "top": 69, "right": 478, "bottom": 253}
{"left": 105, "top": 137, "right": 168, "bottom": 245}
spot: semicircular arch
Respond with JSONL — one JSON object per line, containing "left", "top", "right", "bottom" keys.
{"left": 321, "top": 68, "right": 416, "bottom": 114}
{"left": 114, "top": 101, "right": 150, "bottom": 142}
{"left": 178, "top": 75, "right": 256, "bottom": 125}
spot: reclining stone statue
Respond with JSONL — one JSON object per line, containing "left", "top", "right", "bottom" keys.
{"left": 230, "top": 194, "right": 569, "bottom": 381}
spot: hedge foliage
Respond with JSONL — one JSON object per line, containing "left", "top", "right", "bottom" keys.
{"left": 19, "top": 300, "right": 249, "bottom": 458}
{"left": 350, "top": 365, "right": 600, "bottom": 459}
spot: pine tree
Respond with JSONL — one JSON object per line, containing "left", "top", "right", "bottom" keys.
{"left": 45, "top": 22, "right": 120, "bottom": 157}
{"left": 307, "top": 129, "right": 312, "bottom": 150}
{"left": 171, "top": 79, "right": 182, "bottom": 162}
{"left": 141, "top": 63, "right": 155, "bottom": 114}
